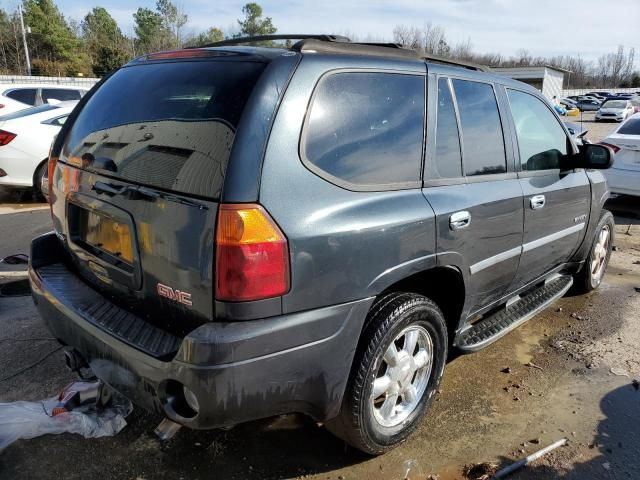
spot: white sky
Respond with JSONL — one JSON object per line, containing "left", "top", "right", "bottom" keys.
{"left": 8, "top": 0, "right": 640, "bottom": 63}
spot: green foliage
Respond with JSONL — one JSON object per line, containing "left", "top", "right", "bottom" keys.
{"left": 189, "top": 27, "right": 224, "bottom": 47}
{"left": 236, "top": 3, "right": 277, "bottom": 37}
{"left": 82, "top": 7, "right": 130, "bottom": 75}
{"left": 133, "top": 7, "right": 163, "bottom": 53}
{"left": 133, "top": 0, "right": 188, "bottom": 54}
{"left": 23, "top": 0, "right": 82, "bottom": 63}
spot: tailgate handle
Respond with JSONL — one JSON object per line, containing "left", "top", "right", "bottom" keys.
{"left": 93, "top": 181, "right": 125, "bottom": 196}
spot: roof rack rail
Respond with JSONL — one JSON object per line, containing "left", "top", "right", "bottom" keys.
{"left": 421, "top": 53, "right": 490, "bottom": 72}
{"left": 190, "top": 34, "right": 489, "bottom": 72}
{"left": 193, "top": 34, "right": 351, "bottom": 49}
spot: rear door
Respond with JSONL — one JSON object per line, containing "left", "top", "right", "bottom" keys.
{"left": 50, "top": 57, "right": 268, "bottom": 335}
{"left": 504, "top": 87, "right": 590, "bottom": 289}
{"left": 423, "top": 73, "right": 523, "bottom": 315}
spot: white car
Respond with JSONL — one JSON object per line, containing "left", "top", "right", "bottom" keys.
{"left": 0, "top": 84, "right": 89, "bottom": 116}
{"left": 0, "top": 101, "right": 77, "bottom": 197}
{"left": 601, "top": 113, "right": 640, "bottom": 196}
{"left": 595, "top": 99, "right": 635, "bottom": 122}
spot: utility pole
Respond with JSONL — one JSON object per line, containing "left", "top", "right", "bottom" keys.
{"left": 18, "top": 4, "right": 31, "bottom": 76}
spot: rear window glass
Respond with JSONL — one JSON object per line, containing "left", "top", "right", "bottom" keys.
{"left": 618, "top": 118, "right": 640, "bottom": 135}
{"left": 61, "top": 60, "right": 266, "bottom": 199}
{"left": 452, "top": 79, "right": 506, "bottom": 176}
{"left": 6, "top": 88, "right": 36, "bottom": 105}
{"left": 302, "top": 72, "right": 424, "bottom": 188}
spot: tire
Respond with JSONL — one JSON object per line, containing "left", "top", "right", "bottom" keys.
{"left": 574, "top": 210, "right": 614, "bottom": 293}
{"left": 326, "top": 293, "right": 447, "bottom": 455}
{"left": 33, "top": 161, "right": 48, "bottom": 200}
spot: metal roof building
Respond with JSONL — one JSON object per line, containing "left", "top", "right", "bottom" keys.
{"left": 492, "top": 66, "right": 568, "bottom": 100}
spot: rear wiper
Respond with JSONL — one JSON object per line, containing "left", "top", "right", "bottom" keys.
{"left": 93, "top": 181, "right": 208, "bottom": 210}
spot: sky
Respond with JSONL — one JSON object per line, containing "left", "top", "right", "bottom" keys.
{"left": 6, "top": 0, "right": 640, "bottom": 62}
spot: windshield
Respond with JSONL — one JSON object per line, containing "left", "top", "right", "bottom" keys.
{"left": 61, "top": 59, "right": 266, "bottom": 199}
{"left": 0, "top": 104, "right": 59, "bottom": 121}
{"left": 601, "top": 100, "right": 626, "bottom": 109}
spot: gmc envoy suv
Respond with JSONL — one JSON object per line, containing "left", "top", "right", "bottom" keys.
{"left": 29, "top": 35, "right": 614, "bottom": 454}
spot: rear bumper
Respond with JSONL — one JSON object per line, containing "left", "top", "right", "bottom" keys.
{"left": 604, "top": 168, "right": 640, "bottom": 196}
{"left": 29, "top": 232, "right": 372, "bottom": 428}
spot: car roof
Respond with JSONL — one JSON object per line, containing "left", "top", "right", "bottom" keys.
{"left": 0, "top": 84, "right": 89, "bottom": 91}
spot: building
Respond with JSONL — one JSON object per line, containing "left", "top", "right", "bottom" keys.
{"left": 492, "top": 66, "right": 568, "bottom": 100}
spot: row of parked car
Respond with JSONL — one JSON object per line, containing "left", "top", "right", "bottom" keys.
{"left": 0, "top": 83, "right": 90, "bottom": 198}
{"left": 560, "top": 91, "right": 640, "bottom": 122}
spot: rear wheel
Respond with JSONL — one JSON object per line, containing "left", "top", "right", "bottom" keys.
{"left": 575, "top": 210, "right": 614, "bottom": 292}
{"left": 33, "top": 161, "right": 47, "bottom": 200}
{"left": 326, "top": 293, "right": 447, "bottom": 455}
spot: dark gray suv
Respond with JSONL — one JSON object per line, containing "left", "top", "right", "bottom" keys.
{"left": 29, "top": 35, "right": 614, "bottom": 455}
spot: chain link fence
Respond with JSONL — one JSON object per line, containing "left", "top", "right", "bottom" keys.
{"left": 0, "top": 75, "right": 99, "bottom": 88}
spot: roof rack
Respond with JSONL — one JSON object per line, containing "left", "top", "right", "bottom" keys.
{"left": 195, "top": 34, "right": 350, "bottom": 49}
{"left": 193, "top": 34, "right": 489, "bottom": 72}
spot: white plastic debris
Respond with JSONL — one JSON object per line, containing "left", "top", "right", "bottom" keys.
{"left": 0, "top": 382, "right": 132, "bottom": 451}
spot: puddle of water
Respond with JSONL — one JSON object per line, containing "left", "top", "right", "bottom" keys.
{"left": 0, "top": 279, "right": 31, "bottom": 297}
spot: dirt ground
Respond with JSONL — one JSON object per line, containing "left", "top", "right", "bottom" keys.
{"left": 1, "top": 117, "right": 639, "bottom": 480}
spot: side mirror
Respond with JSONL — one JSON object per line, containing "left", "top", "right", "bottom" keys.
{"left": 576, "top": 144, "right": 614, "bottom": 169}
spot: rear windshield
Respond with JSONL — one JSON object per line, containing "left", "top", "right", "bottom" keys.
{"left": 61, "top": 60, "right": 266, "bottom": 199}
{"left": 618, "top": 118, "right": 640, "bottom": 135}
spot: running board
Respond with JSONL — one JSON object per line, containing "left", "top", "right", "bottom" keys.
{"left": 455, "top": 275, "right": 573, "bottom": 352}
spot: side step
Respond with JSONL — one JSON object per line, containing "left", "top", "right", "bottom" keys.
{"left": 456, "top": 275, "right": 573, "bottom": 352}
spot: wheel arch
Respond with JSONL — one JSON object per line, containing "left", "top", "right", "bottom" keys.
{"left": 369, "top": 265, "right": 466, "bottom": 346}
{"left": 32, "top": 157, "right": 48, "bottom": 188}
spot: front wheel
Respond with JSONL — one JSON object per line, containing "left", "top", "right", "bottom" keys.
{"left": 575, "top": 210, "right": 614, "bottom": 292}
{"left": 326, "top": 293, "right": 447, "bottom": 455}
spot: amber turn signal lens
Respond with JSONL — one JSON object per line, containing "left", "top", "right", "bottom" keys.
{"left": 215, "top": 204, "right": 289, "bottom": 302}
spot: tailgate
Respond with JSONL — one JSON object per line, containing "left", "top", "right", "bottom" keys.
{"left": 48, "top": 56, "right": 268, "bottom": 336}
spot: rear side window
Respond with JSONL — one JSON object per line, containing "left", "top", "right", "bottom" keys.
{"left": 507, "top": 89, "right": 568, "bottom": 171}
{"left": 0, "top": 104, "right": 58, "bottom": 120}
{"left": 6, "top": 88, "right": 37, "bottom": 105}
{"left": 62, "top": 60, "right": 266, "bottom": 199}
{"left": 451, "top": 79, "right": 506, "bottom": 176}
{"left": 303, "top": 72, "right": 424, "bottom": 189}
{"left": 618, "top": 117, "right": 640, "bottom": 135}
{"left": 42, "top": 88, "right": 81, "bottom": 103}
{"left": 430, "top": 78, "right": 462, "bottom": 179}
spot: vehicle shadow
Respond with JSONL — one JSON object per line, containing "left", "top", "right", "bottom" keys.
{"left": 0, "top": 186, "right": 44, "bottom": 206}
{"left": 506, "top": 382, "right": 640, "bottom": 479}
{"left": 605, "top": 195, "right": 640, "bottom": 224}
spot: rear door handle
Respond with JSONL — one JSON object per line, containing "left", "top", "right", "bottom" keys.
{"left": 450, "top": 211, "right": 471, "bottom": 230}
{"left": 530, "top": 195, "right": 546, "bottom": 210}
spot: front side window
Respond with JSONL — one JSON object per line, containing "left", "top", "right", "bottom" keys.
{"left": 451, "top": 79, "right": 506, "bottom": 176}
{"left": 507, "top": 89, "right": 568, "bottom": 171}
{"left": 303, "top": 72, "right": 424, "bottom": 188}
{"left": 429, "top": 77, "right": 462, "bottom": 179}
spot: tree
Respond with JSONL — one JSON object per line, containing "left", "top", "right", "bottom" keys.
{"left": 189, "top": 27, "right": 224, "bottom": 47}
{"left": 133, "top": 7, "right": 163, "bottom": 54}
{"left": 157, "top": 0, "right": 187, "bottom": 48}
{"left": 236, "top": 3, "right": 276, "bottom": 37}
{"left": 82, "top": 7, "right": 130, "bottom": 75}
{"left": 23, "top": 0, "right": 90, "bottom": 75}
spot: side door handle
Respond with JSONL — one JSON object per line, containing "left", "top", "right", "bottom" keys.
{"left": 530, "top": 195, "right": 546, "bottom": 210}
{"left": 450, "top": 211, "right": 471, "bottom": 230}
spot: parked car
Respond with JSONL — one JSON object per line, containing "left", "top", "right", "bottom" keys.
{"left": 601, "top": 113, "right": 640, "bottom": 196}
{"left": 574, "top": 99, "right": 601, "bottom": 111}
{"left": 559, "top": 98, "right": 577, "bottom": 110}
{"left": 29, "top": 37, "right": 614, "bottom": 455}
{"left": 0, "top": 84, "right": 88, "bottom": 115}
{"left": 595, "top": 99, "right": 635, "bottom": 122}
{"left": 587, "top": 91, "right": 613, "bottom": 98}
{"left": 630, "top": 97, "right": 640, "bottom": 113}
{"left": 564, "top": 121, "right": 590, "bottom": 145}
{"left": 0, "top": 101, "right": 77, "bottom": 197}
{"left": 567, "top": 95, "right": 601, "bottom": 103}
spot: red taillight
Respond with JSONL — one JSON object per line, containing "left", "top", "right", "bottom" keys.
{"left": 215, "top": 204, "right": 290, "bottom": 302}
{"left": 146, "top": 49, "right": 214, "bottom": 61}
{"left": 600, "top": 142, "right": 620, "bottom": 153}
{"left": 0, "top": 129, "right": 16, "bottom": 145}
{"left": 47, "top": 156, "right": 58, "bottom": 205}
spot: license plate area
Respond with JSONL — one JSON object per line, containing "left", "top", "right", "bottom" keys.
{"left": 67, "top": 194, "right": 141, "bottom": 290}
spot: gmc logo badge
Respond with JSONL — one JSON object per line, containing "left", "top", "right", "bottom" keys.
{"left": 157, "top": 283, "right": 193, "bottom": 307}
